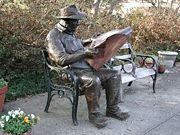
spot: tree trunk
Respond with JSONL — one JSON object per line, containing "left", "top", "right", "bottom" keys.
{"left": 170, "top": 0, "right": 174, "bottom": 8}
{"left": 175, "top": 2, "right": 180, "bottom": 13}
{"left": 108, "top": 0, "right": 122, "bottom": 14}
{"left": 151, "top": 0, "right": 157, "bottom": 8}
{"left": 91, "top": 0, "right": 102, "bottom": 16}
{"left": 157, "top": 0, "right": 160, "bottom": 9}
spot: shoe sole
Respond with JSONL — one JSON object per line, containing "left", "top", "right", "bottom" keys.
{"left": 106, "top": 113, "right": 130, "bottom": 121}
{"left": 89, "top": 120, "right": 108, "bottom": 129}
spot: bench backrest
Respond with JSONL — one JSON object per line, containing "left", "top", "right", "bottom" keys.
{"left": 115, "top": 43, "right": 135, "bottom": 60}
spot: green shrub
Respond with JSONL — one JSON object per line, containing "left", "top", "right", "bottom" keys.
{"left": 124, "top": 8, "right": 180, "bottom": 54}
{"left": 0, "top": 78, "right": 7, "bottom": 88}
{"left": 0, "top": 1, "right": 179, "bottom": 100}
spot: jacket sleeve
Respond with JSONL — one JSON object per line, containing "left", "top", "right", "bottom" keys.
{"left": 46, "top": 29, "right": 86, "bottom": 67}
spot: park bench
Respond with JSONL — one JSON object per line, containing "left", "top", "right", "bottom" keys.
{"left": 111, "top": 43, "right": 158, "bottom": 101}
{"left": 41, "top": 42, "right": 158, "bottom": 125}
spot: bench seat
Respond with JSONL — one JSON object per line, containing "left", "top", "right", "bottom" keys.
{"left": 113, "top": 64, "right": 156, "bottom": 84}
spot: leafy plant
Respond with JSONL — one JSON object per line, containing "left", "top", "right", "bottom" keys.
{"left": 158, "top": 57, "right": 165, "bottom": 66}
{"left": 0, "top": 108, "right": 39, "bottom": 135}
{"left": 157, "top": 57, "right": 166, "bottom": 73}
{"left": 124, "top": 8, "right": 180, "bottom": 54}
{"left": 0, "top": 78, "right": 7, "bottom": 88}
{"left": 1, "top": 1, "right": 179, "bottom": 101}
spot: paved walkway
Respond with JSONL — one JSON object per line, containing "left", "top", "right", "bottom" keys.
{"left": 1, "top": 63, "right": 180, "bottom": 135}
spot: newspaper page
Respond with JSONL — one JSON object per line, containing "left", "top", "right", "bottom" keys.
{"left": 86, "top": 26, "right": 132, "bottom": 70}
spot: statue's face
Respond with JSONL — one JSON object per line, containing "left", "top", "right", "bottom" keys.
{"left": 64, "top": 19, "right": 80, "bottom": 33}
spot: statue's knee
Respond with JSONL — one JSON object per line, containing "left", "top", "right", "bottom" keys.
{"left": 90, "top": 77, "right": 101, "bottom": 88}
{"left": 84, "top": 76, "right": 101, "bottom": 89}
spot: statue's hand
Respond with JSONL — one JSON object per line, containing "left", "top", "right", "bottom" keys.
{"left": 84, "top": 47, "right": 98, "bottom": 59}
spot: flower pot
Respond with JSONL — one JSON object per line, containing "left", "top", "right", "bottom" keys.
{"left": 158, "top": 65, "right": 166, "bottom": 74}
{"left": 158, "top": 51, "right": 178, "bottom": 68}
{"left": 0, "top": 85, "right": 8, "bottom": 112}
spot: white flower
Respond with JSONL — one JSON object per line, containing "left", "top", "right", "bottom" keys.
{"left": 8, "top": 111, "right": 13, "bottom": 116}
{"left": 0, "top": 123, "right": 4, "bottom": 128}
{"left": 1, "top": 115, "right": 5, "bottom": 119}
{"left": 31, "top": 114, "right": 35, "bottom": 119}
{"left": 20, "top": 111, "right": 24, "bottom": 115}
{"left": 5, "top": 116, "right": 9, "bottom": 122}
{"left": 12, "top": 114, "right": 16, "bottom": 118}
{"left": 0, "top": 121, "right": 4, "bottom": 128}
{"left": 14, "top": 110, "right": 20, "bottom": 116}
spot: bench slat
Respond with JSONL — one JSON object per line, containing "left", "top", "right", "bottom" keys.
{"left": 113, "top": 65, "right": 155, "bottom": 84}
{"left": 115, "top": 54, "right": 132, "bottom": 60}
{"left": 120, "top": 43, "right": 130, "bottom": 49}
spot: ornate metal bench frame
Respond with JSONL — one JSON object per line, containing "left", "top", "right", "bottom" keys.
{"left": 42, "top": 50, "right": 80, "bottom": 125}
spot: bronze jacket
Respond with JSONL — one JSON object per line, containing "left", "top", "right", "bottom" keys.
{"left": 46, "top": 25, "right": 90, "bottom": 68}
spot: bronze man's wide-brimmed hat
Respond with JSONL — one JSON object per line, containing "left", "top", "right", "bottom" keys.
{"left": 56, "top": 5, "right": 87, "bottom": 20}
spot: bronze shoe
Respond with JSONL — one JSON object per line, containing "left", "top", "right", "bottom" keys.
{"left": 89, "top": 112, "right": 108, "bottom": 129}
{"left": 106, "top": 110, "right": 130, "bottom": 121}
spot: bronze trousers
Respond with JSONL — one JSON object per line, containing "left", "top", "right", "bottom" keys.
{"left": 72, "top": 68, "right": 121, "bottom": 115}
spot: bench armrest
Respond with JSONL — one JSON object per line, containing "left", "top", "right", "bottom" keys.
{"left": 134, "top": 54, "right": 158, "bottom": 70}
{"left": 43, "top": 59, "right": 79, "bottom": 94}
{"left": 112, "top": 57, "right": 137, "bottom": 77}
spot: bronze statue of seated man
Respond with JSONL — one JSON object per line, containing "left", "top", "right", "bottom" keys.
{"left": 46, "top": 4, "right": 130, "bottom": 128}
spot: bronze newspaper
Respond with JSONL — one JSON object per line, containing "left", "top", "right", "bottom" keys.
{"left": 86, "top": 27, "right": 132, "bottom": 70}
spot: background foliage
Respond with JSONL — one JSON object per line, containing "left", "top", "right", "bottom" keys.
{"left": 0, "top": 0, "right": 179, "bottom": 100}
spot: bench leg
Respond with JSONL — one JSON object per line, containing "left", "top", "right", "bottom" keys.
{"left": 44, "top": 90, "right": 53, "bottom": 112}
{"left": 127, "top": 81, "right": 133, "bottom": 86}
{"left": 72, "top": 90, "right": 79, "bottom": 126}
{"left": 151, "top": 73, "right": 157, "bottom": 93}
